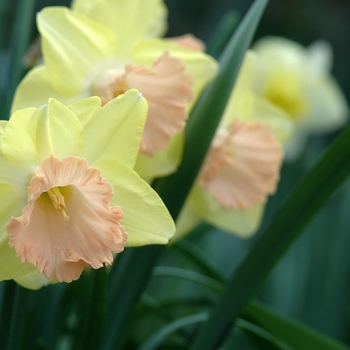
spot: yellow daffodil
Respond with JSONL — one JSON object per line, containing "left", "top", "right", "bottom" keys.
{"left": 174, "top": 52, "right": 293, "bottom": 240}
{"left": 12, "top": 6, "right": 218, "bottom": 180}
{"left": 0, "top": 90, "right": 175, "bottom": 288}
{"left": 252, "top": 36, "right": 349, "bottom": 159}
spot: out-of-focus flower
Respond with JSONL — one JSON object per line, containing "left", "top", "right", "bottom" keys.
{"left": 0, "top": 90, "right": 175, "bottom": 288}
{"left": 12, "top": 6, "right": 218, "bottom": 180}
{"left": 174, "top": 52, "right": 292, "bottom": 239}
{"left": 252, "top": 36, "right": 349, "bottom": 159}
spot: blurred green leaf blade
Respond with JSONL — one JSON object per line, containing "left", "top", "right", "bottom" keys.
{"left": 244, "top": 301, "right": 350, "bottom": 350}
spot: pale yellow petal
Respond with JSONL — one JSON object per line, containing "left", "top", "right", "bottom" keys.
{"left": 2, "top": 99, "right": 84, "bottom": 169}
{"left": 307, "top": 40, "right": 333, "bottom": 73}
{"left": 71, "top": 0, "right": 101, "bottom": 13}
{"left": 221, "top": 52, "right": 257, "bottom": 127}
{"left": 37, "top": 7, "right": 117, "bottom": 95}
{"left": 14, "top": 270, "right": 50, "bottom": 290}
{"left": 67, "top": 96, "right": 102, "bottom": 127}
{"left": 0, "top": 154, "right": 28, "bottom": 190}
{"left": 252, "top": 97, "right": 293, "bottom": 144}
{"left": 0, "top": 242, "right": 35, "bottom": 281}
{"left": 96, "top": 159, "right": 175, "bottom": 246}
{"left": 0, "top": 184, "right": 27, "bottom": 246}
{"left": 72, "top": 0, "right": 168, "bottom": 55}
{"left": 190, "top": 185, "right": 264, "bottom": 237}
{"left": 171, "top": 200, "right": 201, "bottom": 243}
{"left": 11, "top": 66, "right": 86, "bottom": 114}
{"left": 253, "top": 37, "right": 313, "bottom": 122}
{"left": 253, "top": 36, "right": 307, "bottom": 69}
{"left": 167, "top": 34, "right": 206, "bottom": 52}
{"left": 0, "top": 120, "right": 6, "bottom": 136}
{"left": 134, "top": 132, "right": 184, "bottom": 180}
{"left": 78, "top": 90, "right": 147, "bottom": 168}
{"left": 303, "top": 75, "right": 349, "bottom": 133}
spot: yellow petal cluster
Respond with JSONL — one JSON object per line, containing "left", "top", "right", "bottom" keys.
{"left": 0, "top": 91, "right": 175, "bottom": 288}
{"left": 12, "top": 3, "right": 218, "bottom": 180}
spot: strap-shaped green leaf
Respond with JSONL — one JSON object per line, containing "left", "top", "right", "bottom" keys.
{"left": 244, "top": 301, "right": 350, "bottom": 350}
{"left": 206, "top": 11, "right": 240, "bottom": 57}
{"left": 236, "top": 318, "right": 292, "bottom": 350}
{"left": 139, "top": 312, "right": 208, "bottom": 350}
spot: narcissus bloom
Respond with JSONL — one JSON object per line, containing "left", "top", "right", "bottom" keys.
{"left": 252, "top": 37, "right": 349, "bottom": 159}
{"left": 12, "top": 5, "right": 218, "bottom": 180}
{"left": 0, "top": 90, "right": 175, "bottom": 288}
{"left": 175, "top": 52, "right": 292, "bottom": 239}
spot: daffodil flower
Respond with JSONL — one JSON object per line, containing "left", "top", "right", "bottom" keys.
{"left": 0, "top": 90, "right": 175, "bottom": 288}
{"left": 12, "top": 6, "right": 218, "bottom": 180}
{"left": 175, "top": 52, "right": 293, "bottom": 239}
{"left": 252, "top": 36, "right": 349, "bottom": 159}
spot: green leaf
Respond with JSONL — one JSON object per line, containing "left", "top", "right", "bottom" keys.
{"left": 189, "top": 96, "right": 350, "bottom": 349}
{"left": 244, "top": 301, "right": 350, "bottom": 350}
{"left": 173, "top": 236, "right": 227, "bottom": 282}
{"left": 138, "top": 313, "right": 208, "bottom": 350}
{"left": 236, "top": 318, "right": 292, "bottom": 350}
{"left": 153, "top": 266, "right": 224, "bottom": 292}
{"left": 206, "top": 11, "right": 240, "bottom": 57}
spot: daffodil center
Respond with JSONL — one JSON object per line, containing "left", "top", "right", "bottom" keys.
{"left": 6, "top": 155, "right": 127, "bottom": 283}
{"left": 47, "top": 187, "right": 69, "bottom": 222}
{"left": 262, "top": 70, "right": 308, "bottom": 121}
{"left": 91, "top": 68, "right": 128, "bottom": 105}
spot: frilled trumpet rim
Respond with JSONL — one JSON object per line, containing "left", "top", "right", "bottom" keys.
{"left": 199, "top": 119, "right": 283, "bottom": 210}
{"left": 6, "top": 155, "right": 127, "bottom": 283}
{"left": 91, "top": 51, "right": 193, "bottom": 156}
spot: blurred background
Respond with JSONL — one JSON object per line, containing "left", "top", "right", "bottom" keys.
{"left": 163, "top": 0, "right": 350, "bottom": 346}
{"left": 1, "top": 0, "right": 350, "bottom": 347}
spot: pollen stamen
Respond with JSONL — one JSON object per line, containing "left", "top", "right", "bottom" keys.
{"left": 47, "top": 187, "right": 70, "bottom": 221}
